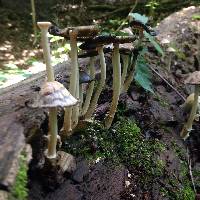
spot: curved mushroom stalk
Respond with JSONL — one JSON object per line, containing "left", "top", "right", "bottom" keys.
{"left": 47, "top": 107, "right": 58, "bottom": 158}
{"left": 121, "top": 54, "right": 129, "bottom": 92}
{"left": 104, "top": 43, "right": 121, "bottom": 129}
{"left": 181, "top": 85, "right": 200, "bottom": 140}
{"left": 81, "top": 57, "right": 96, "bottom": 116}
{"left": 63, "top": 29, "right": 79, "bottom": 134}
{"left": 84, "top": 46, "right": 106, "bottom": 120}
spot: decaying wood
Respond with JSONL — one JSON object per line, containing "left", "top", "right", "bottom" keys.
{"left": 0, "top": 60, "right": 76, "bottom": 192}
{"left": 0, "top": 113, "right": 25, "bottom": 191}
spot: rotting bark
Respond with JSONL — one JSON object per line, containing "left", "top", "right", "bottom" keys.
{"left": 0, "top": 60, "right": 78, "bottom": 194}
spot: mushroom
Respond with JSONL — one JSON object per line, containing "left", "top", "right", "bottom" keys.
{"left": 180, "top": 71, "right": 200, "bottom": 140}
{"left": 61, "top": 26, "right": 99, "bottom": 134}
{"left": 166, "top": 47, "right": 176, "bottom": 71}
{"left": 83, "top": 44, "right": 107, "bottom": 121}
{"left": 31, "top": 81, "right": 78, "bottom": 158}
{"left": 63, "top": 29, "right": 79, "bottom": 133}
{"left": 81, "top": 57, "right": 96, "bottom": 116}
{"left": 104, "top": 42, "right": 121, "bottom": 129}
{"left": 119, "top": 43, "right": 135, "bottom": 92}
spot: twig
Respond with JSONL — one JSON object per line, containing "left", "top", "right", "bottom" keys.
{"left": 186, "top": 147, "right": 197, "bottom": 194}
{"left": 149, "top": 65, "right": 186, "bottom": 101}
{"left": 116, "top": 0, "right": 138, "bottom": 32}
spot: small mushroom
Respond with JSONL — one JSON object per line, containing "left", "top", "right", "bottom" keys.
{"left": 81, "top": 57, "right": 96, "bottom": 116}
{"left": 32, "top": 81, "right": 78, "bottom": 159}
{"left": 74, "top": 70, "right": 93, "bottom": 116}
{"left": 104, "top": 42, "right": 121, "bottom": 129}
{"left": 83, "top": 36, "right": 115, "bottom": 121}
{"left": 166, "top": 47, "right": 176, "bottom": 71}
{"left": 118, "top": 43, "right": 134, "bottom": 92}
{"left": 180, "top": 71, "right": 200, "bottom": 140}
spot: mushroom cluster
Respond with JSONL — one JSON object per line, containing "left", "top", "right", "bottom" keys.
{"left": 47, "top": 14, "right": 157, "bottom": 130}
{"left": 34, "top": 22, "right": 78, "bottom": 160}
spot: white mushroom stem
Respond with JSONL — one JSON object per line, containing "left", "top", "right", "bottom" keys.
{"left": 181, "top": 85, "right": 200, "bottom": 140}
{"left": 81, "top": 57, "right": 95, "bottom": 116}
{"left": 37, "top": 22, "right": 54, "bottom": 81}
{"left": 37, "top": 22, "right": 58, "bottom": 159}
{"left": 84, "top": 46, "right": 106, "bottom": 120}
{"left": 72, "top": 81, "right": 80, "bottom": 129}
{"left": 64, "top": 29, "right": 79, "bottom": 133}
{"left": 121, "top": 54, "right": 129, "bottom": 92}
{"left": 104, "top": 43, "right": 121, "bottom": 129}
{"left": 47, "top": 107, "right": 58, "bottom": 158}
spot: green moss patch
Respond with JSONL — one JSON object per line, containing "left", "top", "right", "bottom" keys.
{"left": 9, "top": 151, "right": 28, "bottom": 200}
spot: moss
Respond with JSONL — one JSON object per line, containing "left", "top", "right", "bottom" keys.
{"left": 9, "top": 151, "right": 28, "bottom": 200}
{"left": 160, "top": 141, "right": 196, "bottom": 200}
{"left": 64, "top": 118, "right": 166, "bottom": 189}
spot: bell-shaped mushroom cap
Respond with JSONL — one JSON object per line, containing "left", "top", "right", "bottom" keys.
{"left": 185, "top": 71, "right": 200, "bottom": 85}
{"left": 32, "top": 81, "right": 79, "bottom": 108}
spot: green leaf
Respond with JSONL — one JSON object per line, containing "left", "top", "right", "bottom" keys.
{"left": 134, "top": 55, "right": 154, "bottom": 93}
{"left": 129, "top": 13, "right": 148, "bottom": 24}
{"left": 144, "top": 31, "right": 164, "bottom": 56}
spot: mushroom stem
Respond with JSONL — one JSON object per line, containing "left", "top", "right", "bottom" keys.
{"left": 72, "top": 81, "right": 80, "bottom": 129}
{"left": 63, "top": 30, "right": 79, "bottom": 133}
{"left": 81, "top": 57, "right": 96, "bottom": 116}
{"left": 181, "top": 85, "right": 200, "bottom": 140}
{"left": 121, "top": 54, "right": 129, "bottom": 92}
{"left": 84, "top": 46, "right": 106, "bottom": 120}
{"left": 104, "top": 43, "right": 121, "bottom": 129}
{"left": 37, "top": 22, "right": 54, "bottom": 81}
{"left": 122, "top": 62, "right": 135, "bottom": 93}
{"left": 47, "top": 107, "right": 58, "bottom": 158}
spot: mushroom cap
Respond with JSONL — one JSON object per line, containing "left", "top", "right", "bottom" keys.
{"left": 48, "top": 25, "right": 99, "bottom": 38}
{"left": 79, "top": 35, "right": 136, "bottom": 50}
{"left": 185, "top": 71, "right": 200, "bottom": 85}
{"left": 79, "top": 70, "right": 94, "bottom": 84}
{"left": 37, "top": 22, "right": 52, "bottom": 29}
{"left": 31, "top": 81, "right": 79, "bottom": 108}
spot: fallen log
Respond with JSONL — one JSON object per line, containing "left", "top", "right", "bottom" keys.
{"left": 0, "top": 60, "right": 73, "bottom": 193}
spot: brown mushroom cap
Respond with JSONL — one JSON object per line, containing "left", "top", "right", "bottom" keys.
{"left": 31, "top": 81, "right": 79, "bottom": 108}
{"left": 185, "top": 71, "right": 200, "bottom": 85}
{"left": 48, "top": 25, "right": 99, "bottom": 38}
{"left": 79, "top": 35, "right": 137, "bottom": 50}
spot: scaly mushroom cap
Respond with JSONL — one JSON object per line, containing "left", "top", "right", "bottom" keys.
{"left": 185, "top": 71, "right": 200, "bottom": 85}
{"left": 32, "top": 81, "right": 79, "bottom": 108}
